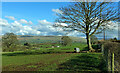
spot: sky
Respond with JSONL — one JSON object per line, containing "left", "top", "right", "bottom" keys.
{"left": 0, "top": 2, "right": 119, "bottom": 39}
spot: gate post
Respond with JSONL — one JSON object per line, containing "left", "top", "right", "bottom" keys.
{"left": 112, "top": 53, "right": 114, "bottom": 73}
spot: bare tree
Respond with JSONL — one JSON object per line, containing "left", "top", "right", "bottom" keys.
{"left": 53, "top": 1, "right": 119, "bottom": 52}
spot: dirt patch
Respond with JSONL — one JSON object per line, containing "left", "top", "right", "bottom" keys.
{"left": 3, "top": 62, "right": 45, "bottom": 71}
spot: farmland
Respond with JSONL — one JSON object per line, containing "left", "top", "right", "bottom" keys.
{"left": 17, "top": 35, "right": 87, "bottom": 44}
{"left": 1, "top": 1, "right": 119, "bottom": 72}
{"left": 2, "top": 36, "right": 107, "bottom": 71}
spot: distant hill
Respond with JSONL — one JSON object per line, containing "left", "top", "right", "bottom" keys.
{"left": 17, "top": 35, "right": 87, "bottom": 44}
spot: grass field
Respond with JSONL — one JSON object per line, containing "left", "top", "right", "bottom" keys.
{"left": 2, "top": 43, "right": 88, "bottom": 56}
{"left": 2, "top": 43, "right": 88, "bottom": 55}
{"left": 2, "top": 53, "right": 106, "bottom": 71}
{"left": 2, "top": 42, "right": 106, "bottom": 71}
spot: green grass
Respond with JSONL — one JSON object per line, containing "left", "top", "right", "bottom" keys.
{"left": 57, "top": 53, "right": 107, "bottom": 71}
{"left": 2, "top": 53, "right": 106, "bottom": 71}
{"left": 2, "top": 43, "right": 87, "bottom": 56}
{"left": 2, "top": 53, "right": 78, "bottom": 71}
{"left": 2, "top": 43, "right": 106, "bottom": 71}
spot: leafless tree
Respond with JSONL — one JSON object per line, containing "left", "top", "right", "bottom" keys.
{"left": 53, "top": 1, "right": 119, "bottom": 52}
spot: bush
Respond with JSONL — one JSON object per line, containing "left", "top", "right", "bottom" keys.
{"left": 24, "top": 42, "right": 32, "bottom": 49}
{"left": 104, "top": 41, "right": 120, "bottom": 63}
{"left": 90, "top": 35, "right": 98, "bottom": 44}
{"left": 2, "top": 33, "right": 19, "bottom": 52}
{"left": 92, "top": 44, "right": 101, "bottom": 49}
{"left": 61, "top": 36, "right": 72, "bottom": 46}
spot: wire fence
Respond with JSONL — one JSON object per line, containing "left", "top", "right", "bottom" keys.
{"left": 102, "top": 41, "right": 120, "bottom": 72}
{"left": 114, "top": 61, "right": 120, "bottom": 71}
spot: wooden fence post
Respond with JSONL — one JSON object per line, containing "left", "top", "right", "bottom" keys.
{"left": 101, "top": 44, "right": 104, "bottom": 55}
{"left": 108, "top": 50, "right": 111, "bottom": 71}
{"left": 103, "top": 44, "right": 115, "bottom": 72}
{"left": 112, "top": 53, "right": 114, "bottom": 73}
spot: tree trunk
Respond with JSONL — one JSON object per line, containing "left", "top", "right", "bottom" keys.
{"left": 86, "top": 33, "right": 95, "bottom": 52}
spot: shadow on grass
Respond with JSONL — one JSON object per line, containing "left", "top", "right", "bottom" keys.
{"left": 2, "top": 51, "right": 63, "bottom": 56}
{"left": 83, "top": 45, "right": 101, "bottom": 52}
{"left": 57, "top": 53, "right": 107, "bottom": 71}
{"left": 2, "top": 50, "right": 75, "bottom": 56}
{"left": 82, "top": 47, "right": 89, "bottom": 51}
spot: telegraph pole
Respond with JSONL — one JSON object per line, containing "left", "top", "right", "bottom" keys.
{"left": 103, "top": 27, "right": 105, "bottom": 40}
{"left": 100, "top": 5, "right": 105, "bottom": 41}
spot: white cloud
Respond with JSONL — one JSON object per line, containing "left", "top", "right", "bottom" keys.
{"left": 1, "top": 18, "right": 40, "bottom": 35}
{"left": 34, "top": 20, "right": 55, "bottom": 33}
{"left": 16, "top": 25, "right": 41, "bottom": 35}
{"left": 34, "top": 20, "right": 67, "bottom": 35}
{"left": 92, "top": 17, "right": 118, "bottom": 31}
{"left": 5, "top": 16, "right": 15, "bottom": 20}
{"left": 67, "top": 31, "right": 85, "bottom": 37}
{"left": 19, "top": 19, "right": 27, "bottom": 24}
{"left": 19, "top": 19, "right": 33, "bottom": 25}
{"left": 38, "top": 20, "right": 52, "bottom": 25}
{"left": 11, "top": 21, "right": 40, "bottom": 35}
{"left": 37, "top": 19, "right": 57, "bottom": 32}
{"left": 0, "top": 18, "right": 9, "bottom": 26}
{"left": 11, "top": 21, "right": 22, "bottom": 27}
{"left": 95, "top": 21, "right": 119, "bottom": 39}
{"left": 1, "top": 17, "right": 65, "bottom": 36}
{"left": 52, "top": 9, "right": 63, "bottom": 14}
{"left": 106, "top": 21, "right": 118, "bottom": 30}
{"left": 1, "top": 16, "right": 119, "bottom": 39}
{"left": 37, "top": 20, "right": 68, "bottom": 35}
{"left": 55, "top": 22, "right": 68, "bottom": 26}
{"left": 28, "top": 21, "right": 33, "bottom": 25}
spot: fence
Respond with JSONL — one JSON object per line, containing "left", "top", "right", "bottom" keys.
{"left": 102, "top": 41, "right": 120, "bottom": 72}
